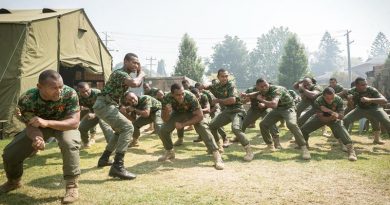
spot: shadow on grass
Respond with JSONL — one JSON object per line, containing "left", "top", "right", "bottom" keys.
{"left": 0, "top": 192, "right": 59, "bottom": 205}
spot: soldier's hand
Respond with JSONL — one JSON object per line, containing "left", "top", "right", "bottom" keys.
{"left": 119, "top": 106, "right": 127, "bottom": 114}
{"left": 360, "top": 97, "right": 371, "bottom": 103}
{"left": 320, "top": 106, "right": 331, "bottom": 113}
{"left": 175, "top": 122, "right": 184, "bottom": 129}
{"left": 164, "top": 104, "right": 172, "bottom": 112}
{"left": 87, "top": 113, "right": 96, "bottom": 120}
{"left": 347, "top": 94, "right": 353, "bottom": 100}
{"left": 28, "top": 116, "right": 48, "bottom": 128}
{"left": 127, "top": 106, "right": 135, "bottom": 112}
{"left": 212, "top": 98, "right": 220, "bottom": 105}
{"left": 258, "top": 103, "right": 266, "bottom": 109}
{"left": 32, "top": 136, "right": 45, "bottom": 151}
{"left": 256, "top": 95, "right": 265, "bottom": 102}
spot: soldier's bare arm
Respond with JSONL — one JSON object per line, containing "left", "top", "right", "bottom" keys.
{"left": 124, "top": 70, "right": 146, "bottom": 88}
{"left": 29, "top": 111, "right": 80, "bottom": 131}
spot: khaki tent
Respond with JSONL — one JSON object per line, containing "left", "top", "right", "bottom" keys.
{"left": 0, "top": 8, "right": 112, "bottom": 135}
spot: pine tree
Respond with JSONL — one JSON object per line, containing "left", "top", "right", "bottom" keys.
{"left": 370, "top": 32, "right": 390, "bottom": 57}
{"left": 174, "top": 33, "right": 204, "bottom": 82}
{"left": 278, "top": 35, "right": 308, "bottom": 89}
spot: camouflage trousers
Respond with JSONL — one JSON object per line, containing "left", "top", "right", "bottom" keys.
{"left": 242, "top": 107, "right": 279, "bottom": 136}
{"left": 301, "top": 116, "right": 352, "bottom": 145}
{"left": 344, "top": 106, "right": 390, "bottom": 132}
{"left": 93, "top": 96, "right": 134, "bottom": 153}
{"left": 159, "top": 112, "right": 218, "bottom": 151}
{"left": 2, "top": 128, "right": 81, "bottom": 180}
{"left": 133, "top": 110, "right": 163, "bottom": 140}
{"left": 79, "top": 114, "right": 114, "bottom": 143}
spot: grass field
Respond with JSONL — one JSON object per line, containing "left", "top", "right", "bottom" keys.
{"left": 0, "top": 124, "right": 389, "bottom": 205}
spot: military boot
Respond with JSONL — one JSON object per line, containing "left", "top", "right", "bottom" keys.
{"left": 272, "top": 135, "right": 282, "bottom": 149}
{"left": 129, "top": 138, "right": 140, "bottom": 147}
{"left": 62, "top": 176, "right": 79, "bottom": 204}
{"left": 109, "top": 153, "right": 136, "bottom": 180}
{"left": 243, "top": 144, "right": 254, "bottom": 161}
{"left": 301, "top": 146, "right": 311, "bottom": 160}
{"left": 373, "top": 131, "right": 385, "bottom": 145}
{"left": 97, "top": 150, "right": 113, "bottom": 167}
{"left": 173, "top": 137, "right": 184, "bottom": 146}
{"left": 346, "top": 144, "right": 357, "bottom": 161}
{"left": 338, "top": 139, "right": 348, "bottom": 152}
{"left": 158, "top": 149, "right": 175, "bottom": 162}
{"left": 212, "top": 151, "right": 224, "bottom": 170}
{"left": 0, "top": 178, "right": 21, "bottom": 194}
{"left": 263, "top": 144, "right": 276, "bottom": 152}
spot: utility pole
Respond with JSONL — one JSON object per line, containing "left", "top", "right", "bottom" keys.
{"left": 102, "top": 32, "right": 117, "bottom": 52}
{"left": 146, "top": 56, "right": 157, "bottom": 76}
{"left": 345, "top": 30, "right": 354, "bottom": 85}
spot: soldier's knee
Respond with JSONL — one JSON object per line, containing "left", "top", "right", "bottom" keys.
{"left": 260, "top": 120, "right": 269, "bottom": 130}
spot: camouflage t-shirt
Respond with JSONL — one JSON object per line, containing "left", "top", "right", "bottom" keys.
{"left": 347, "top": 86, "right": 382, "bottom": 109}
{"left": 144, "top": 87, "right": 159, "bottom": 98}
{"left": 162, "top": 90, "right": 200, "bottom": 113}
{"left": 288, "top": 89, "right": 301, "bottom": 104}
{"left": 78, "top": 88, "right": 100, "bottom": 111}
{"left": 245, "top": 86, "right": 259, "bottom": 109}
{"left": 209, "top": 80, "right": 242, "bottom": 109}
{"left": 100, "top": 68, "right": 132, "bottom": 104}
{"left": 262, "top": 85, "right": 294, "bottom": 108}
{"left": 18, "top": 85, "right": 80, "bottom": 123}
{"left": 330, "top": 84, "right": 344, "bottom": 94}
{"left": 199, "top": 93, "right": 209, "bottom": 109}
{"left": 314, "top": 95, "right": 344, "bottom": 116}
{"left": 120, "top": 95, "right": 162, "bottom": 113}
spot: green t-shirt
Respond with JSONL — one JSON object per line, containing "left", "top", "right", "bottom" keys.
{"left": 262, "top": 85, "right": 294, "bottom": 108}
{"left": 18, "top": 85, "right": 80, "bottom": 123}
{"left": 162, "top": 90, "right": 201, "bottom": 113}
{"left": 347, "top": 86, "right": 381, "bottom": 109}
{"left": 100, "top": 68, "right": 133, "bottom": 104}
{"left": 78, "top": 88, "right": 100, "bottom": 111}
{"left": 300, "top": 84, "right": 322, "bottom": 102}
{"left": 209, "top": 80, "right": 242, "bottom": 109}
{"left": 314, "top": 95, "right": 344, "bottom": 116}
{"left": 144, "top": 87, "right": 159, "bottom": 98}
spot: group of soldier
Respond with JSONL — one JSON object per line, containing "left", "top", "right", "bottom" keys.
{"left": 1, "top": 52, "right": 389, "bottom": 204}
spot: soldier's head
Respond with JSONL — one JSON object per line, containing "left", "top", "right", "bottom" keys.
{"left": 302, "top": 77, "right": 313, "bottom": 89}
{"left": 37, "top": 70, "right": 63, "bottom": 101}
{"left": 124, "top": 91, "right": 139, "bottom": 106}
{"left": 190, "top": 88, "right": 201, "bottom": 100}
{"left": 355, "top": 77, "right": 367, "bottom": 92}
{"left": 323, "top": 87, "right": 335, "bottom": 104}
{"left": 77, "top": 82, "right": 91, "bottom": 98}
{"left": 194, "top": 82, "right": 203, "bottom": 91}
{"left": 329, "top": 78, "right": 338, "bottom": 88}
{"left": 217, "top": 69, "right": 229, "bottom": 85}
{"left": 182, "top": 79, "right": 190, "bottom": 90}
{"left": 256, "top": 78, "right": 270, "bottom": 94}
{"left": 171, "top": 83, "right": 185, "bottom": 103}
{"left": 156, "top": 89, "right": 165, "bottom": 101}
{"left": 143, "top": 83, "right": 151, "bottom": 92}
{"left": 123, "top": 53, "right": 140, "bottom": 73}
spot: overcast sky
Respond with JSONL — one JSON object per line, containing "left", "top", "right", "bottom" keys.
{"left": 3, "top": 0, "right": 390, "bottom": 74}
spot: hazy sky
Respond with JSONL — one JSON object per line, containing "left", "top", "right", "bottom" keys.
{"left": 3, "top": 0, "right": 390, "bottom": 74}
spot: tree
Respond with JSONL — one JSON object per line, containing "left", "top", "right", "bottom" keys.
{"left": 157, "top": 59, "right": 167, "bottom": 77}
{"left": 208, "top": 35, "right": 249, "bottom": 89}
{"left": 310, "top": 31, "right": 343, "bottom": 76}
{"left": 370, "top": 32, "right": 390, "bottom": 57}
{"left": 248, "top": 26, "right": 293, "bottom": 84}
{"left": 174, "top": 33, "right": 205, "bottom": 82}
{"left": 278, "top": 35, "right": 309, "bottom": 89}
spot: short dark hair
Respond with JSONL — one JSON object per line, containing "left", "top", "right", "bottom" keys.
{"left": 182, "top": 79, "right": 189, "bottom": 85}
{"left": 256, "top": 78, "right": 266, "bottom": 85}
{"left": 194, "top": 82, "right": 201, "bottom": 88}
{"left": 38, "top": 70, "right": 61, "bottom": 84}
{"left": 124, "top": 90, "right": 136, "bottom": 97}
{"left": 323, "top": 87, "right": 335, "bottom": 95}
{"left": 354, "top": 77, "right": 366, "bottom": 85}
{"left": 329, "top": 78, "right": 337, "bottom": 82}
{"left": 171, "top": 83, "right": 183, "bottom": 93}
{"left": 217, "top": 68, "right": 227, "bottom": 76}
{"left": 190, "top": 88, "right": 200, "bottom": 95}
{"left": 77, "top": 82, "right": 89, "bottom": 89}
{"left": 124, "top": 53, "right": 138, "bottom": 61}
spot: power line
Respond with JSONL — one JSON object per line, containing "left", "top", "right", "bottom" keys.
{"left": 345, "top": 30, "right": 354, "bottom": 84}
{"left": 145, "top": 56, "right": 157, "bottom": 77}
{"left": 101, "top": 32, "right": 118, "bottom": 52}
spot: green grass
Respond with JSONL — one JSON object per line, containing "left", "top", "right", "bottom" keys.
{"left": 0, "top": 123, "right": 389, "bottom": 205}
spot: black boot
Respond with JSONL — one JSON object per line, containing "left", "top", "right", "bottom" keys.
{"left": 97, "top": 150, "right": 113, "bottom": 168}
{"left": 109, "top": 153, "right": 136, "bottom": 180}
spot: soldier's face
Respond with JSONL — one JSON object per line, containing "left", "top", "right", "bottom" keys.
{"left": 156, "top": 90, "right": 165, "bottom": 100}
{"left": 329, "top": 80, "right": 337, "bottom": 88}
{"left": 356, "top": 80, "right": 368, "bottom": 92}
{"left": 38, "top": 78, "right": 64, "bottom": 101}
{"left": 217, "top": 71, "right": 229, "bottom": 85}
{"left": 143, "top": 84, "right": 151, "bottom": 92}
{"left": 172, "top": 87, "right": 185, "bottom": 103}
{"left": 258, "top": 82, "right": 269, "bottom": 94}
{"left": 78, "top": 86, "right": 91, "bottom": 98}
{"left": 124, "top": 57, "right": 140, "bottom": 73}
{"left": 302, "top": 78, "right": 312, "bottom": 88}
{"left": 324, "top": 93, "right": 335, "bottom": 104}
{"left": 125, "top": 93, "right": 138, "bottom": 106}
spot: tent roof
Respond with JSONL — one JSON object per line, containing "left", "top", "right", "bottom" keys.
{"left": 0, "top": 8, "right": 81, "bottom": 24}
